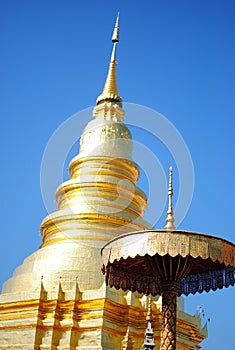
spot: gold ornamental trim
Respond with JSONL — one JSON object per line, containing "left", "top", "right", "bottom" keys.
{"left": 55, "top": 180, "right": 147, "bottom": 206}
{"left": 102, "top": 230, "right": 235, "bottom": 267}
{"left": 0, "top": 299, "right": 39, "bottom": 312}
{"left": 69, "top": 156, "right": 140, "bottom": 182}
{"left": 41, "top": 212, "right": 149, "bottom": 238}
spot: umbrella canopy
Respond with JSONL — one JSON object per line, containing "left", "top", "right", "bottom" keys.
{"left": 101, "top": 168, "right": 235, "bottom": 350}
{"left": 101, "top": 229, "right": 235, "bottom": 296}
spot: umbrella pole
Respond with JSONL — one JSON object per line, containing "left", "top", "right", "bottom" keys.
{"left": 160, "top": 282, "right": 178, "bottom": 350}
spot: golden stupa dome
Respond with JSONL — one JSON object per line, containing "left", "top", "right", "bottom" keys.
{"left": 2, "top": 14, "right": 152, "bottom": 294}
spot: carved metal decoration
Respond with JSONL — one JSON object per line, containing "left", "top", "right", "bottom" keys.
{"left": 101, "top": 230, "right": 235, "bottom": 350}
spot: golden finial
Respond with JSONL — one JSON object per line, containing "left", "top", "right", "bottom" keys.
{"left": 96, "top": 13, "right": 122, "bottom": 106}
{"left": 164, "top": 166, "right": 176, "bottom": 230}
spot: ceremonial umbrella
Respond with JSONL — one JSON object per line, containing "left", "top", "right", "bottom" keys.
{"left": 101, "top": 168, "right": 235, "bottom": 349}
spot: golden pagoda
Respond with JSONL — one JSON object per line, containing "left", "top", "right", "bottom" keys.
{"left": 0, "top": 15, "right": 207, "bottom": 349}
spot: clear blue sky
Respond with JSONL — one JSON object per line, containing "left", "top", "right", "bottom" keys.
{"left": 1, "top": 1, "right": 235, "bottom": 349}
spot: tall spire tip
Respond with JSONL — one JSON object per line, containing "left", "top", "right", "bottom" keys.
{"left": 96, "top": 12, "right": 122, "bottom": 106}
{"left": 112, "top": 12, "right": 120, "bottom": 43}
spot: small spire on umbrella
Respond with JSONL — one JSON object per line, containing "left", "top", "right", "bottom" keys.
{"left": 164, "top": 166, "right": 176, "bottom": 230}
{"left": 143, "top": 296, "right": 155, "bottom": 349}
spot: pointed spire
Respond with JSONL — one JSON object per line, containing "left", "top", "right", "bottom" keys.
{"left": 143, "top": 296, "right": 155, "bottom": 349}
{"left": 57, "top": 277, "right": 65, "bottom": 300}
{"left": 39, "top": 276, "right": 47, "bottom": 300}
{"left": 164, "top": 166, "right": 176, "bottom": 230}
{"left": 74, "top": 276, "right": 82, "bottom": 300}
{"left": 121, "top": 326, "right": 134, "bottom": 350}
{"left": 96, "top": 13, "right": 122, "bottom": 106}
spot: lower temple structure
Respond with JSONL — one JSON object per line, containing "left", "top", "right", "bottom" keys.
{"left": 0, "top": 284, "right": 207, "bottom": 349}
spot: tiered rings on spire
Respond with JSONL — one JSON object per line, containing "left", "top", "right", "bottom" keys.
{"left": 39, "top": 12, "right": 152, "bottom": 252}
{"left": 164, "top": 166, "right": 176, "bottom": 230}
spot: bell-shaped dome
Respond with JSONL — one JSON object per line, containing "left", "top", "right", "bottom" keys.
{"left": 2, "top": 14, "right": 152, "bottom": 294}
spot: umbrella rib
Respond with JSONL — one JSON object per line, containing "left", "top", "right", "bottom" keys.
{"left": 178, "top": 256, "right": 193, "bottom": 281}
{"left": 162, "top": 256, "right": 168, "bottom": 280}
{"left": 147, "top": 255, "right": 164, "bottom": 279}
{"left": 175, "top": 255, "right": 181, "bottom": 280}
{"left": 170, "top": 256, "right": 173, "bottom": 280}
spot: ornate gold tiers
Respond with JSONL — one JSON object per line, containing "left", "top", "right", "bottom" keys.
{"left": 40, "top": 103, "right": 152, "bottom": 249}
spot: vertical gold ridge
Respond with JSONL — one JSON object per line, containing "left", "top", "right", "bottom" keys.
{"left": 121, "top": 326, "right": 134, "bottom": 350}
{"left": 146, "top": 295, "right": 152, "bottom": 321}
